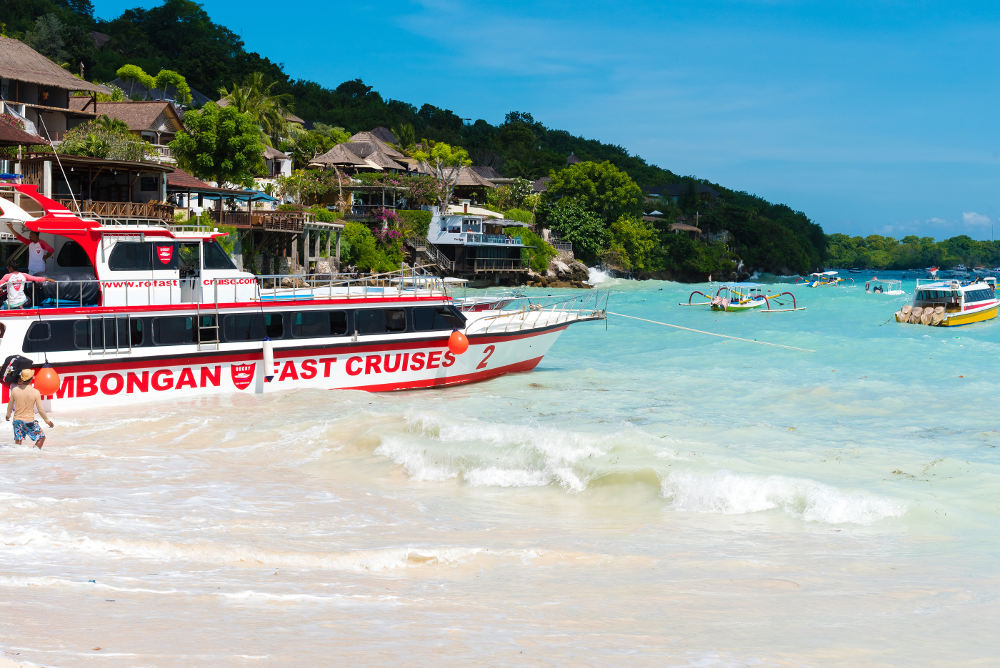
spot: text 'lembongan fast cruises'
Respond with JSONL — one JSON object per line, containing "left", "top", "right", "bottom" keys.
{"left": 0, "top": 184, "right": 606, "bottom": 409}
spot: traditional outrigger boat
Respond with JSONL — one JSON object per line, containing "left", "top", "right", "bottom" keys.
{"left": 682, "top": 283, "right": 805, "bottom": 312}
{"left": 894, "top": 278, "right": 998, "bottom": 326}
{"left": 797, "top": 270, "right": 854, "bottom": 287}
{"left": 0, "top": 184, "right": 607, "bottom": 410}
{"left": 864, "top": 277, "right": 904, "bottom": 295}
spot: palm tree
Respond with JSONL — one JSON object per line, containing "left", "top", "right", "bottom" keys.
{"left": 218, "top": 72, "right": 295, "bottom": 147}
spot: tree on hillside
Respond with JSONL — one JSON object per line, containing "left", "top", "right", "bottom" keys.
{"left": 283, "top": 122, "right": 350, "bottom": 169}
{"left": 542, "top": 161, "right": 644, "bottom": 224}
{"left": 23, "top": 14, "right": 70, "bottom": 65}
{"left": 114, "top": 64, "right": 193, "bottom": 106}
{"left": 412, "top": 141, "right": 471, "bottom": 213}
{"left": 219, "top": 72, "right": 296, "bottom": 146}
{"left": 153, "top": 69, "right": 192, "bottom": 106}
{"left": 540, "top": 199, "right": 607, "bottom": 265}
{"left": 605, "top": 215, "right": 658, "bottom": 271}
{"left": 115, "top": 64, "right": 155, "bottom": 99}
{"left": 93, "top": 0, "right": 287, "bottom": 97}
{"left": 169, "top": 103, "right": 264, "bottom": 187}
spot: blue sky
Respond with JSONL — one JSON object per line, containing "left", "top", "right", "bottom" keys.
{"left": 90, "top": 0, "right": 1000, "bottom": 240}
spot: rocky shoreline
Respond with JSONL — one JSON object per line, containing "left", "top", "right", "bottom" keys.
{"left": 526, "top": 258, "right": 593, "bottom": 289}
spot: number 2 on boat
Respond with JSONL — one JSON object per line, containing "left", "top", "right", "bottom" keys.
{"left": 477, "top": 345, "right": 496, "bottom": 370}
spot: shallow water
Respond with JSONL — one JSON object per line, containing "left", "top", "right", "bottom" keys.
{"left": 2, "top": 273, "right": 999, "bottom": 666}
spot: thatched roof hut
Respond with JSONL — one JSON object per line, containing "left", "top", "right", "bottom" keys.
{"left": 0, "top": 36, "right": 108, "bottom": 93}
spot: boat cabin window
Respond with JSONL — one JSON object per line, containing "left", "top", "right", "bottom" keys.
{"left": 108, "top": 242, "right": 178, "bottom": 271}
{"left": 411, "top": 305, "right": 466, "bottom": 331}
{"left": 966, "top": 289, "right": 994, "bottom": 302}
{"left": 222, "top": 313, "right": 284, "bottom": 341}
{"left": 23, "top": 319, "right": 141, "bottom": 352}
{"left": 73, "top": 318, "right": 143, "bottom": 349}
{"left": 203, "top": 240, "right": 236, "bottom": 270}
{"left": 56, "top": 241, "right": 91, "bottom": 268}
{"left": 154, "top": 316, "right": 196, "bottom": 345}
{"left": 23, "top": 322, "right": 62, "bottom": 352}
{"left": 177, "top": 243, "right": 200, "bottom": 275}
{"left": 291, "top": 310, "right": 349, "bottom": 338}
{"left": 355, "top": 308, "right": 407, "bottom": 335}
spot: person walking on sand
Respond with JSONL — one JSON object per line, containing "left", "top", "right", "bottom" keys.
{"left": 6, "top": 369, "right": 53, "bottom": 449}
{"left": 6, "top": 222, "right": 54, "bottom": 275}
{"left": 0, "top": 260, "right": 54, "bottom": 310}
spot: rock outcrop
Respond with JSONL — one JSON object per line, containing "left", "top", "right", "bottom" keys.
{"left": 526, "top": 258, "right": 592, "bottom": 288}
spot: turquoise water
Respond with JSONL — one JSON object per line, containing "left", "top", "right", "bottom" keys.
{"left": 1, "top": 273, "right": 998, "bottom": 665}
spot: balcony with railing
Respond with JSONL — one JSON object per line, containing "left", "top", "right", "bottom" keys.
{"left": 149, "top": 144, "right": 175, "bottom": 163}
{"left": 472, "top": 257, "right": 529, "bottom": 273}
{"left": 56, "top": 198, "right": 174, "bottom": 223}
{"left": 208, "top": 208, "right": 316, "bottom": 232}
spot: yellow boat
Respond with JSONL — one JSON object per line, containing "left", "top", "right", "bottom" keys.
{"left": 895, "top": 279, "right": 999, "bottom": 327}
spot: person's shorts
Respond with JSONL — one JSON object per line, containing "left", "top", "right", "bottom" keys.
{"left": 13, "top": 419, "right": 43, "bottom": 442}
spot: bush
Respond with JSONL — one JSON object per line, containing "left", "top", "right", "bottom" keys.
{"left": 397, "top": 209, "right": 432, "bottom": 238}
{"left": 342, "top": 222, "right": 403, "bottom": 273}
{"left": 505, "top": 226, "right": 556, "bottom": 273}
{"left": 308, "top": 206, "right": 342, "bottom": 223}
{"left": 504, "top": 208, "right": 534, "bottom": 225}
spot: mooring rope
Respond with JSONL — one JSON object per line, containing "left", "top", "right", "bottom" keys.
{"left": 606, "top": 311, "right": 815, "bottom": 353}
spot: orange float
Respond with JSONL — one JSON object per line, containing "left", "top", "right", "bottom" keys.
{"left": 34, "top": 366, "right": 60, "bottom": 395}
{"left": 447, "top": 330, "right": 469, "bottom": 355}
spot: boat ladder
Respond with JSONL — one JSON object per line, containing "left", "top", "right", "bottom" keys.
{"left": 196, "top": 303, "right": 221, "bottom": 350}
{"left": 86, "top": 314, "right": 134, "bottom": 356}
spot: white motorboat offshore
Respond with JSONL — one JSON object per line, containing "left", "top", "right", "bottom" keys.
{"left": 864, "top": 277, "right": 904, "bottom": 295}
{"left": 894, "top": 278, "right": 998, "bottom": 327}
{"left": 0, "top": 185, "right": 607, "bottom": 410}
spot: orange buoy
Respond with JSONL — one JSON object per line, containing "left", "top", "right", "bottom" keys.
{"left": 448, "top": 329, "right": 469, "bottom": 355}
{"left": 34, "top": 366, "right": 60, "bottom": 395}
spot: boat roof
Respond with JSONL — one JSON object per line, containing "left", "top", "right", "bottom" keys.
{"left": 916, "top": 279, "right": 990, "bottom": 291}
{"left": 6, "top": 184, "right": 224, "bottom": 241}
{"left": 720, "top": 282, "right": 763, "bottom": 289}
{"left": 810, "top": 271, "right": 838, "bottom": 277}
{"left": 0, "top": 195, "right": 36, "bottom": 224}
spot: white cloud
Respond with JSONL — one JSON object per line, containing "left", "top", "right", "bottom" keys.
{"left": 962, "top": 211, "right": 991, "bottom": 226}
{"left": 927, "top": 217, "right": 949, "bottom": 225}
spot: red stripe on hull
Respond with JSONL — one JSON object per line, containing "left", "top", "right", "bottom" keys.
{"left": 343, "top": 356, "right": 544, "bottom": 391}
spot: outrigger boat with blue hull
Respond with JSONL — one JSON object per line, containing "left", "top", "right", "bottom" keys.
{"left": 682, "top": 283, "right": 805, "bottom": 312}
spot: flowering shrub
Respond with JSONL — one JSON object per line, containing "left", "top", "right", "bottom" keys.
{"left": 375, "top": 227, "right": 402, "bottom": 242}
{"left": 373, "top": 207, "right": 400, "bottom": 225}
{"left": 0, "top": 113, "right": 26, "bottom": 131}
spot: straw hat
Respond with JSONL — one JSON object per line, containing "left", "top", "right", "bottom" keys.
{"left": 20, "top": 368, "right": 34, "bottom": 382}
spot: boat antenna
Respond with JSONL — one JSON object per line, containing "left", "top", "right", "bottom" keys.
{"left": 36, "top": 115, "right": 80, "bottom": 214}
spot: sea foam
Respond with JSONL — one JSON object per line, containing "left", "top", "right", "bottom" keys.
{"left": 661, "top": 469, "right": 907, "bottom": 524}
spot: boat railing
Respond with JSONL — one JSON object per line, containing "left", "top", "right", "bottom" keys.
{"left": 255, "top": 265, "right": 450, "bottom": 301}
{"left": 463, "top": 290, "right": 609, "bottom": 333}
{"left": 22, "top": 266, "right": 452, "bottom": 311}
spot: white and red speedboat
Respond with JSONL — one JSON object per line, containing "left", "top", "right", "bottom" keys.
{"left": 0, "top": 185, "right": 606, "bottom": 410}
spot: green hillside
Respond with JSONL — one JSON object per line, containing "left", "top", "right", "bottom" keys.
{"left": 1, "top": 0, "right": 827, "bottom": 278}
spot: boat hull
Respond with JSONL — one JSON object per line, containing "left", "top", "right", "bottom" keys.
{"left": 3, "top": 325, "right": 571, "bottom": 411}
{"left": 711, "top": 302, "right": 763, "bottom": 312}
{"left": 941, "top": 304, "right": 998, "bottom": 326}
{"left": 894, "top": 304, "right": 998, "bottom": 326}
